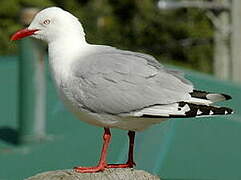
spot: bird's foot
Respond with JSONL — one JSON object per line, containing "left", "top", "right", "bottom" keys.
{"left": 74, "top": 161, "right": 136, "bottom": 173}
{"left": 107, "top": 161, "right": 136, "bottom": 168}
{"left": 74, "top": 163, "right": 106, "bottom": 173}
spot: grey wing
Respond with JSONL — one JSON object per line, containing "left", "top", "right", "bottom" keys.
{"left": 70, "top": 48, "right": 193, "bottom": 114}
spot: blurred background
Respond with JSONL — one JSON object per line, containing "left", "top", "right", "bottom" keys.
{"left": 1, "top": 0, "right": 237, "bottom": 75}
{"left": 0, "top": 0, "right": 241, "bottom": 180}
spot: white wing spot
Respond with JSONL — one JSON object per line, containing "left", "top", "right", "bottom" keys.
{"left": 182, "top": 104, "right": 190, "bottom": 112}
{"left": 209, "top": 110, "right": 214, "bottom": 115}
{"left": 225, "top": 110, "right": 228, "bottom": 114}
{"left": 197, "top": 109, "right": 202, "bottom": 115}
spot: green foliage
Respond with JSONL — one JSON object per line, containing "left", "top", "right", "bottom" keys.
{"left": 1, "top": 0, "right": 214, "bottom": 73}
{"left": 0, "top": 0, "right": 53, "bottom": 54}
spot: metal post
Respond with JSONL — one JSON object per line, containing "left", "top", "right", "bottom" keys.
{"left": 231, "top": 0, "right": 241, "bottom": 83}
{"left": 18, "top": 8, "right": 47, "bottom": 144}
{"left": 158, "top": 0, "right": 232, "bottom": 81}
{"left": 212, "top": 0, "right": 231, "bottom": 80}
{"left": 158, "top": 0, "right": 230, "bottom": 10}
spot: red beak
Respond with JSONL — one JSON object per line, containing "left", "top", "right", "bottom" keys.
{"left": 11, "top": 28, "right": 39, "bottom": 41}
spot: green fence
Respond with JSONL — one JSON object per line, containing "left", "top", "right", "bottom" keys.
{"left": 0, "top": 38, "right": 241, "bottom": 180}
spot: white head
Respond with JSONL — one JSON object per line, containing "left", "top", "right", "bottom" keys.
{"left": 11, "top": 7, "right": 86, "bottom": 43}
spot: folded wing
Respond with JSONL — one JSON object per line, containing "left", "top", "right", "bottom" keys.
{"left": 71, "top": 47, "right": 193, "bottom": 114}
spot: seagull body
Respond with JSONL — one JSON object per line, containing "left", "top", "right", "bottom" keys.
{"left": 11, "top": 7, "right": 233, "bottom": 173}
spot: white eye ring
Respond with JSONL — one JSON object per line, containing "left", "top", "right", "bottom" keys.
{"left": 43, "top": 19, "right": 50, "bottom": 25}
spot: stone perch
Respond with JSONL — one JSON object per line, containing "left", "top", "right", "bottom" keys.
{"left": 26, "top": 168, "right": 161, "bottom": 180}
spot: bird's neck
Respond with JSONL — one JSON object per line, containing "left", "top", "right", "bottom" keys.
{"left": 48, "top": 37, "right": 89, "bottom": 85}
{"left": 49, "top": 36, "right": 87, "bottom": 58}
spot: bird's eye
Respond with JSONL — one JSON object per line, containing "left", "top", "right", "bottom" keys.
{"left": 43, "top": 19, "right": 51, "bottom": 25}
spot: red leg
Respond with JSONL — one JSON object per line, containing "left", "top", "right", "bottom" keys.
{"left": 107, "top": 131, "right": 136, "bottom": 168}
{"left": 74, "top": 128, "right": 111, "bottom": 173}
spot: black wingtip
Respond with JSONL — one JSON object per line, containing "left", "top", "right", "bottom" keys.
{"left": 221, "top": 93, "right": 232, "bottom": 100}
{"left": 140, "top": 102, "right": 234, "bottom": 119}
{"left": 191, "top": 90, "right": 232, "bottom": 102}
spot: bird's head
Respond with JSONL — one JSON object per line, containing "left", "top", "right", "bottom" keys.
{"left": 11, "top": 7, "right": 86, "bottom": 43}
